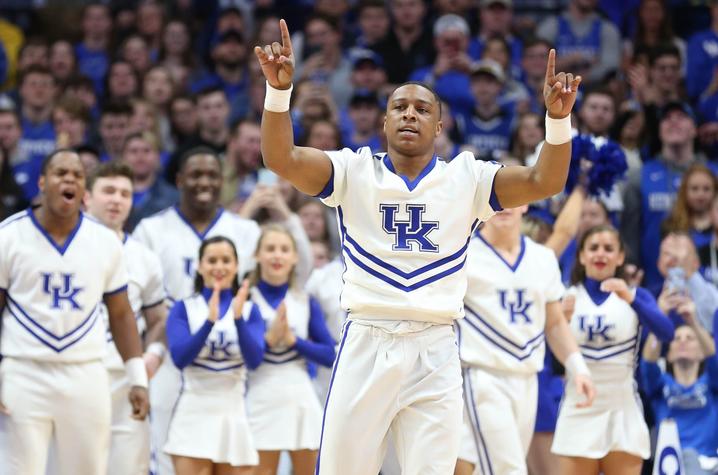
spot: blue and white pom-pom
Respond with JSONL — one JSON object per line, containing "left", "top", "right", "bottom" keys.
{"left": 565, "top": 134, "right": 628, "bottom": 197}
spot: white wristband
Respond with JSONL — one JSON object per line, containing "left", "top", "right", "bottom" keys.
{"left": 145, "top": 342, "right": 166, "bottom": 360}
{"left": 125, "top": 357, "right": 149, "bottom": 388}
{"left": 545, "top": 113, "right": 572, "bottom": 145}
{"left": 264, "top": 81, "right": 293, "bottom": 112}
{"left": 564, "top": 351, "right": 590, "bottom": 378}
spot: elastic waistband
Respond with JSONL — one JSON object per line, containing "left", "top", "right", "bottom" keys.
{"left": 348, "top": 318, "right": 453, "bottom": 338}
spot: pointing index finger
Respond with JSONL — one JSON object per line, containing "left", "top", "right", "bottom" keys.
{"left": 280, "top": 19, "right": 293, "bottom": 53}
{"left": 546, "top": 48, "right": 556, "bottom": 82}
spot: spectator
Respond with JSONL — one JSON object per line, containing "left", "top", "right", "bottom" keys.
{"left": 75, "top": 143, "right": 101, "bottom": 173}
{"left": 166, "top": 87, "right": 230, "bottom": 184}
{"left": 622, "top": 102, "right": 715, "bottom": 289}
{"left": 98, "top": 101, "right": 133, "bottom": 162}
{"left": 221, "top": 119, "right": 262, "bottom": 212}
{"left": 64, "top": 75, "right": 99, "bottom": 119}
{"left": 122, "top": 131, "right": 178, "bottom": 231}
{"left": 455, "top": 60, "right": 515, "bottom": 161}
{"left": 169, "top": 94, "right": 198, "bottom": 149}
{"left": 657, "top": 232, "right": 718, "bottom": 330}
{"left": 469, "top": 0, "right": 522, "bottom": 79}
{"left": 625, "top": 0, "right": 685, "bottom": 65}
{"left": 341, "top": 90, "right": 382, "bottom": 152}
{"left": 663, "top": 164, "right": 718, "bottom": 249}
{"left": 0, "top": 145, "right": 28, "bottom": 221}
{"left": 348, "top": 49, "right": 388, "bottom": 99}
{"left": 310, "top": 240, "right": 332, "bottom": 270}
{"left": 53, "top": 95, "right": 91, "bottom": 149}
{"left": 141, "top": 66, "right": 174, "bottom": 150}
{"left": 136, "top": 0, "right": 165, "bottom": 57}
{"left": 17, "top": 37, "right": 48, "bottom": 72}
{"left": 290, "top": 80, "right": 339, "bottom": 140}
{"left": 191, "top": 30, "right": 250, "bottom": 123}
{"left": 121, "top": 33, "right": 153, "bottom": 78}
{"left": 298, "top": 199, "right": 331, "bottom": 245}
{"left": 105, "top": 60, "right": 140, "bottom": 103}
{"left": 641, "top": 303, "right": 718, "bottom": 473}
{"left": 373, "top": 0, "right": 435, "bottom": 85}
{"left": 577, "top": 86, "right": 616, "bottom": 138}
{"left": 520, "top": 37, "right": 552, "bottom": 114}
{"left": 511, "top": 112, "right": 545, "bottom": 164}
{"left": 685, "top": 3, "right": 718, "bottom": 101}
{"left": 610, "top": 107, "right": 647, "bottom": 176}
{"left": 300, "top": 119, "right": 342, "bottom": 151}
{"left": 159, "top": 19, "right": 195, "bottom": 89}
{"left": 17, "top": 65, "right": 57, "bottom": 199}
{"left": 354, "top": 0, "right": 390, "bottom": 49}
{"left": 295, "top": 14, "right": 353, "bottom": 109}
{"left": 75, "top": 3, "right": 112, "bottom": 96}
{"left": 409, "top": 14, "right": 474, "bottom": 117}
{"left": 48, "top": 40, "right": 77, "bottom": 88}
{"left": 536, "top": 0, "right": 621, "bottom": 84}
{"left": 480, "top": 35, "right": 530, "bottom": 110}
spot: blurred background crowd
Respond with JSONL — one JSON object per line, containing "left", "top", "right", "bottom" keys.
{"left": 2, "top": 0, "right": 718, "bottom": 473}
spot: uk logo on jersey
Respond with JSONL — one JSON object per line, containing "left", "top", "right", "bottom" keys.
{"left": 380, "top": 203, "right": 439, "bottom": 252}
{"left": 578, "top": 315, "right": 615, "bottom": 343}
{"left": 42, "top": 272, "right": 83, "bottom": 311}
{"left": 207, "top": 331, "right": 236, "bottom": 360}
{"left": 498, "top": 289, "right": 533, "bottom": 324}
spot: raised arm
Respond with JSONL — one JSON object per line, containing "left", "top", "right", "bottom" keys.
{"left": 254, "top": 19, "right": 332, "bottom": 196}
{"left": 493, "top": 49, "right": 581, "bottom": 208}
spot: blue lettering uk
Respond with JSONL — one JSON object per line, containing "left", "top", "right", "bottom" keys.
{"left": 498, "top": 289, "right": 533, "bottom": 324}
{"left": 380, "top": 204, "right": 439, "bottom": 252}
{"left": 578, "top": 315, "right": 615, "bottom": 343}
{"left": 42, "top": 273, "right": 83, "bottom": 310}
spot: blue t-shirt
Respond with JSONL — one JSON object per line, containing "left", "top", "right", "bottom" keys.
{"left": 454, "top": 104, "right": 516, "bottom": 160}
{"left": 686, "top": 30, "right": 718, "bottom": 100}
{"left": 555, "top": 16, "right": 602, "bottom": 65}
{"left": 641, "top": 356, "right": 718, "bottom": 457}
{"left": 190, "top": 70, "right": 250, "bottom": 124}
{"left": 74, "top": 43, "right": 109, "bottom": 97}
{"left": 408, "top": 67, "right": 474, "bottom": 118}
{"left": 15, "top": 118, "right": 56, "bottom": 200}
{"left": 468, "top": 36, "right": 523, "bottom": 80}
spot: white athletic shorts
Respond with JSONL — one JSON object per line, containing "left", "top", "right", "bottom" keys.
{"left": 458, "top": 366, "right": 538, "bottom": 475}
{"left": 107, "top": 369, "right": 150, "bottom": 475}
{"left": 0, "top": 357, "right": 110, "bottom": 475}
{"left": 315, "top": 319, "right": 463, "bottom": 475}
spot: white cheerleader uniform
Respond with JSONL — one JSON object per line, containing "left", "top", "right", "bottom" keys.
{"left": 164, "top": 289, "right": 264, "bottom": 466}
{"left": 552, "top": 279, "right": 673, "bottom": 459}
{"left": 246, "top": 283, "right": 332, "bottom": 451}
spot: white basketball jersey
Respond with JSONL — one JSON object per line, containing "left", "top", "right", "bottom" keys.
{"left": 457, "top": 234, "right": 564, "bottom": 374}
{"left": 179, "top": 293, "right": 251, "bottom": 391}
{"left": 569, "top": 284, "right": 641, "bottom": 377}
{"left": 319, "top": 148, "right": 502, "bottom": 324}
{"left": 305, "top": 258, "right": 345, "bottom": 341}
{"left": 0, "top": 210, "right": 127, "bottom": 362}
{"left": 132, "top": 206, "right": 261, "bottom": 301}
{"left": 249, "top": 286, "right": 310, "bottom": 367}
{"left": 103, "top": 235, "right": 166, "bottom": 370}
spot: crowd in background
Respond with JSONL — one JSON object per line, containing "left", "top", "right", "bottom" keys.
{"left": 1, "top": 0, "right": 718, "bottom": 473}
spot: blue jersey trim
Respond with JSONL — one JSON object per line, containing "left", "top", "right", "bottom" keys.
{"left": 7, "top": 299, "right": 100, "bottom": 352}
{"left": 103, "top": 284, "right": 128, "bottom": 297}
{"left": 190, "top": 361, "right": 245, "bottom": 371}
{"left": 488, "top": 171, "right": 503, "bottom": 212}
{"left": 28, "top": 208, "right": 84, "bottom": 256}
{"left": 581, "top": 344, "right": 637, "bottom": 361}
{"left": 314, "top": 162, "right": 335, "bottom": 199}
{"left": 462, "top": 310, "right": 545, "bottom": 361}
{"left": 316, "top": 320, "right": 352, "bottom": 475}
{"left": 7, "top": 295, "right": 99, "bottom": 342}
{"left": 579, "top": 335, "right": 638, "bottom": 351}
{"left": 464, "top": 304, "right": 544, "bottom": 350}
{"left": 464, "top": 368, "right": 495, "bottom": 475}
{"left": 262, "top": 354, "right": 302, "bottom": 364}
{"left": 173, "top": 206, "right": 224, "bottom": 240}
{"left": 140, "top": 298, "right": 166, "bottom": 310}
{"left": 0, "top": 209, "right": 31, "bottom": 230}
{"left": 382, "top": 154, "right": 437, "bottom": 191}
{"left": 475, "top": 233, "right": 526, "bottom": 273}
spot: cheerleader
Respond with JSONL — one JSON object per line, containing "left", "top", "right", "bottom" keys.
{"left": 246, "top": 223, "right": 336, "bottom": 475}
{"left": 164, "top": 236, "right": 266, "bottom": 475}
{"left": 552, "top": 224, "right": 675, "bottom": 475}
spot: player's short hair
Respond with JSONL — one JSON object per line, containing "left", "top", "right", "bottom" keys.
{"left": 194, "top": 235, "right": 241, "bottom": 294}
{"left": 177, "top": 146, "right": 223, "bottom": 173}
{"left": 390, "top": 81, "right": 442, "bottom": 118}
{"left": 87, "top": 160, "right": 135, "bottom": 191}
{"left": 40, "top": 148, "right": 82, "bottom": 176}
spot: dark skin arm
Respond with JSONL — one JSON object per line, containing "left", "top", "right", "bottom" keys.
{"left": 104, "top": 291, "right": 150, "bottom": 420}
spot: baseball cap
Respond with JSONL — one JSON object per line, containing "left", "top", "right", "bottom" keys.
{"left": 349, "top": 89, "right": 380, "bottom": 107}
{"left": 469, "top": 59, "right": 506, "bottom": 83}
{"left": 433, "top": 14, "right": 470, "bottom": 37}
{"left": 659, "top": 101, "right": 696, "bottom": 122}
{"left": 350, "top": 49, "right": 384, "bottom": 70}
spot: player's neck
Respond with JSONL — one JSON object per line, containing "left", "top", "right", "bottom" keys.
{"left": 178, "top": 201, "right": 218, "bottom": 230}
{"left": 385, "top": 149, "right": 434, "bottom": 181}
{"left": 481, "top": 226, "right": 521, "bottom": 253}
{"left": 35, "top": 205, "right": 80, "bottom": 240}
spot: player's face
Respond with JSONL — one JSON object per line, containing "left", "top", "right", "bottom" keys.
{"left": 256, "top": 230, "right": 298, "bottom": 284}
{"left": 578, "top": 231, "right": 625, "bottom": 281}
{"left": 667, "top": 325, "right": 703, "bottom": 363}
{"left": 198, "top": 241, "right": 239, "bottom": 290}
{"left": 39, "top": 151, "right": 86, "bottom": 218}
{"left": 86, "top": 176, "right": 133, "bottom": 231}
{"left": 384, "top": 84, "right": 442, "bottom": 157}
{"left": 178, "top": 154, "right": 222, "bottom": 213}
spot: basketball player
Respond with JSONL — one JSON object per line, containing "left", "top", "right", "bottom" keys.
{"left": 132, "top": 146, "right": 311, "bottom": 474}
{"left": 454, "top": 206, "right": 594, "bottom": 475}
{"left": 0, "top": 149, "right": 149, "bottom": 475}
{"left": 255, "top": 19, "right": 581, "bottom": 474}
{"left": 84, "top": 161, "right": 167, "bottom": 475}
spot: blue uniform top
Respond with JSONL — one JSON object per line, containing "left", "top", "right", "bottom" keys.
{"left": 686, "top": 29, "right": 718, "bottom": 100}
